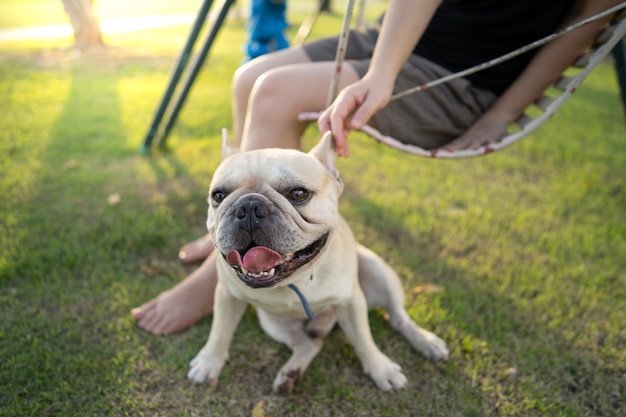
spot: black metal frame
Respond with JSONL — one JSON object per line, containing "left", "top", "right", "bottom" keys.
{"left": 140, "top": 0, "right": 235, "bottom": 153}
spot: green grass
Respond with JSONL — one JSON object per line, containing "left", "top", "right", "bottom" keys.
{"left": 1, "top": 4, "right": 625, "bottom": 417}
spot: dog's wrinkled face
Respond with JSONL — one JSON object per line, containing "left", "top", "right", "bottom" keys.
{"left": 207, "top": 133, "right": 342, "bottom": 289}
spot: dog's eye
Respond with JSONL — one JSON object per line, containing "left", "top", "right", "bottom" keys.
{"left": 288, "top": 188, "right": 309, "bottom": 203}
{"left": 212, "top": 190, "right": 227, "bottom": 204}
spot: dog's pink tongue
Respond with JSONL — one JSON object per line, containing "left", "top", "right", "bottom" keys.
{"left": 226, "top": 246, "right": 282, "bottom": 273}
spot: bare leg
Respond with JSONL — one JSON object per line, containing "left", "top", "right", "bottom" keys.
{"left": 233, "top": 47, "right": 315, "bottom": 144}
{"left": 132, "top": 252, "right": 217, "bottom": 335}
{"left": 239, "top": 51, "right": 360, "bottom": 151}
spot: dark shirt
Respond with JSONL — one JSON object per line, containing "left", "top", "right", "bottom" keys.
{"left": 413, "top": 0, "right": 576, "bottom": 94}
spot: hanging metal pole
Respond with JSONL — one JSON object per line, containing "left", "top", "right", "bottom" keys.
{"left": 140, "top": 0, "right": 214, "bottom": 154}
{"left": 155, "top": 0, "right": 235, "bottom": 150}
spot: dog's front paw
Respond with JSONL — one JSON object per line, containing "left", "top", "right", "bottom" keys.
{"left": 187, "top": 352, "right": 226, "bottom": 386}
{"left": 364, "top": 354, "right": 407, "bottom": 391}
{"left": 416, "top": 330, "right": 449, "bottom": 361}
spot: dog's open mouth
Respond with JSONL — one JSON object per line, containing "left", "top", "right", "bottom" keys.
{"left": 224, "top": 232, "right": 329, "bottom": 288}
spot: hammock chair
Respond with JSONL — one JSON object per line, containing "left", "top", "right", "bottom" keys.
{"left": 298, "top": 1, "right": 626, "bottom": 159}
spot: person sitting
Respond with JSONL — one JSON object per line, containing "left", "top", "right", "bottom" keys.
{"left": 132, "top": 0, "right": 620, "bottom": 335}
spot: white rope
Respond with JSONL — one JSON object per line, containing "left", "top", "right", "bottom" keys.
{"left": 326, "top": 0, "right": 356, "bottom": 106}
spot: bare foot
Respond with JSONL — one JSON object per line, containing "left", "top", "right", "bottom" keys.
{"left": 179, "top": 234, "right": 214, "bottom": 264}
{"left": 132, "top": 255, "right": 217, "bottom": 335}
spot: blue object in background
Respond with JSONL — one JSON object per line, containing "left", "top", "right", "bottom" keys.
{"left": 246, "top": 0, "right": 290, "bottom": 60}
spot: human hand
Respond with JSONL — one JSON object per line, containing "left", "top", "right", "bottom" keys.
{"left": 318, "top": 76, "right": 394, "bottom": 157}
{"left": 444, "top": 113, "right": 510, "bottom": 151}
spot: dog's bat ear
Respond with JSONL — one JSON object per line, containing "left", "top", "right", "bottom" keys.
{"left": 221, "top": 128, "right": 240, "bottom": 160}
{"left": 310, "top": 131, "right": 343, "bottom": 190}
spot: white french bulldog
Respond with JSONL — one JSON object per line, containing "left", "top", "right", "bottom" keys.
{"left": 187, "top": 130, "right": 448, "bottom": 392}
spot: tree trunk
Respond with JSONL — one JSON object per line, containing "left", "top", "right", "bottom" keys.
{"left": 61, "top": 0, "right": 104, "bottom": 50}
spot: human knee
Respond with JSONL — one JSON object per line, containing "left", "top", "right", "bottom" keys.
{"left": 247, "top": 69, "right": 295, "bottom": 112}
{"left": 234, "top": 68, "right": 292, "bottom": 118}
{"left": 232, "top": 64, "right": 257, "bottom": 105}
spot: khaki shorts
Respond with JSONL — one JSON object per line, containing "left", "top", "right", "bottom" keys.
{"left": 302, "top": 29, "right": 498, "bottom": 149}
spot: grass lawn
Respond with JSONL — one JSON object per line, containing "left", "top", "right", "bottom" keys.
{"left": 1, "top": 3, "right": 625, "bottom": 416}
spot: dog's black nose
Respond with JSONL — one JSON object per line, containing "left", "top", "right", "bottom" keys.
{"left": 235, "top": 200, "right": 269, "bottom": 230}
